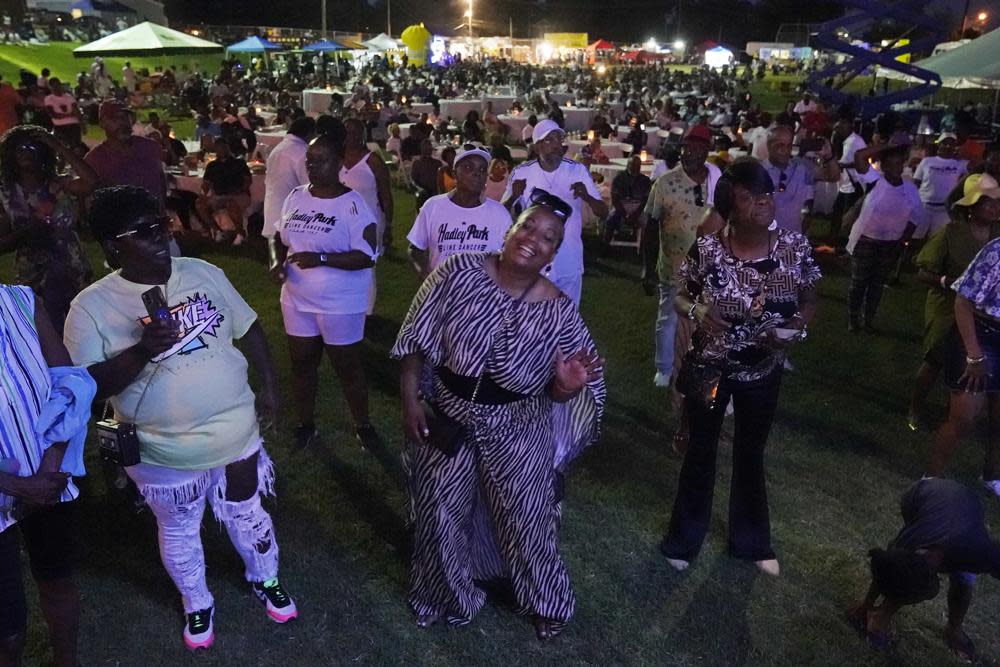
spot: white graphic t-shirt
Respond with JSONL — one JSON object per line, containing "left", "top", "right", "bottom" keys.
{"left": 913, "top": 156, "right": 967, "bottom": 205}
{"left": 64, "top": 258, "right": 260, "bottom": 471}
{"left": 277, "top": 185, "right": 378, "bottom": 315}
{"left": 407, "top": 193, "right": 512, "bottom": 271}
{"left": 502, "top": 158, "right": 602, "bottom": 279}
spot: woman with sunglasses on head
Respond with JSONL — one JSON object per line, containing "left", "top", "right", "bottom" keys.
{"left": 662, "top": 159, "right": 820, "bottom": 577}
{"left": 63, "top": 186, "right": 294, "bottom": 651}
{"left": 269, "top": 125, "right": 381, "bottom": 452}
{"left": 393, "top": 191, "right": 606, "bottom": 640}
{"left": 0, "top": 125, "right": 99, "bottom": 334}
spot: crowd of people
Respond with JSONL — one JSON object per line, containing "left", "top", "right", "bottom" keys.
{"left": 3, "top": 50, "right": 1000, "bottom": 665}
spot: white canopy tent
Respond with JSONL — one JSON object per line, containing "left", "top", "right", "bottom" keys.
{"left": 73, "top": 21, "right": 223, "bottom": 57}
{"left": 879, "top": 27, "right": 1000, "bottom": 89}
{"left": 363, "top": 33, "right": 399, "bottom": 52}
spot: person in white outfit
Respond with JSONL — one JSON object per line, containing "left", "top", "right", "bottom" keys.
{"left": 912, "top": 133, "right": 968, "bottom": 240}
{"left": 502, "top": 120, "right": 608, "bottom": 305}
{"left": 261, "top": 117, "right": 314, "bottom": 240}
{"left": 340, "top": 117, "right": 393, "bottom": 313}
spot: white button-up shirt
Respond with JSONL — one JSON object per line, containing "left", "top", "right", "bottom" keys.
{"left": 262, "top": 134, "right": 309, "bottom": 239}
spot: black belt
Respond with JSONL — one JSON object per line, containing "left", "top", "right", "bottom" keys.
{"left": 437, "top": 366, "right": 528, "bottom": 405}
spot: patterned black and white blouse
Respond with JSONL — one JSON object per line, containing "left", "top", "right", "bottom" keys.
{"left": 392, "top": 252, "right": 606, "bottom": 468}
{"left": 680, "top": 228, "right": 821, "bottom": 383}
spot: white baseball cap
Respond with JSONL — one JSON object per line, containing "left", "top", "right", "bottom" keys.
{"left": 936, "top": 132, "right": 958, "bottom": 144}
{"left": 532, "top": 119, "right": 565, "bottom": 144}
{"left": 454, "top": 144, "right": 492, "bottom": 167}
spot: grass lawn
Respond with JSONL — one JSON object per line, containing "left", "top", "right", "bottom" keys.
{"left": 3, "top": 188, "right": 998, "bottom": 666}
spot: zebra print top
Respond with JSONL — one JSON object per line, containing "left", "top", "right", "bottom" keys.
{"left": 392, "top": 253, "right": 606, "bottom": 467}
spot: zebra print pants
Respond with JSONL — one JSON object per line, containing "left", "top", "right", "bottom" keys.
{"left": 406, "top": 394, "right": 575, "bottom": 628}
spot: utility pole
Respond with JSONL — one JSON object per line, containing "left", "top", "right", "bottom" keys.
{"left": 387, "top": 0, "right": 391, "bottom": 36}
{"left": 468, "top": 0, "right": 473, "bottom": 38}
{"left": 960, "top": 0, "right": 971, "bottom": 36}
{"left": 321, "top": 0, "right": 327, "bottom": 37}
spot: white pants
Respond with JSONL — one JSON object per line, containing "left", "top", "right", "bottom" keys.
{"left": 126, "top": 440, "right": 279, "bottom": 613}
{"left": 915, "top": 205, "right": 950, "bottom": 239}
{"left": 551, "top": 273, "right": 582, "bottom": 306}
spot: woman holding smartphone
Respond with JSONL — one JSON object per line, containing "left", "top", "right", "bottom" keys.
{"left": 64, "top": 186, "right": 295, "bottom": 651}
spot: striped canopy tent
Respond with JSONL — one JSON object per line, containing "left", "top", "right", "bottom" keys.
{"left": 363, "top": 33, "right": 400, "bottom": 51}
{"left": 73, "top": 21, "right": 223, "bottom": 57}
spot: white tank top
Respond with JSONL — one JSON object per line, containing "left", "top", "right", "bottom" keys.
{"left": 339, "top": 153, "right": 383, "bottom": 225}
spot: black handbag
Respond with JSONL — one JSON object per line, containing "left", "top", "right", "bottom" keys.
{"left": 418, "top": 397, "right": 465, "bottom": 458}
{"left": 675, "top": 352, "right": 724, "bottom": 410}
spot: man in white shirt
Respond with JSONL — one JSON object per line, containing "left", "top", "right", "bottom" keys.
{"left": 830, "top": 117, "right": 874, "bottom": 250}
{"left": 261, "top": 117, "right": 314, "bottom": 240}
{"left": 122, "top": 62, "right": 136, "bottom": 92}
{"left": 522, "top": 114, "right": 537, "bottom": 148}
{"left": 746, "top": 113, "right": 772, "bottom": 162}
{"left": 407, "top": 146, "right": 512, "bottom": 277}
{"left": 792, "top": 92, "right": 818, "bottom": 116}
{"left": 846, "top": 144, "right": 922, "bottom": 332}
{"left": 43, "top": 78, "right": 82, "bottom": 149}
{"left": 912, "top": 133, "right": 967, "bottom": 239}
{"left": 502, "top": 119, "right": 608, "bottom": 305}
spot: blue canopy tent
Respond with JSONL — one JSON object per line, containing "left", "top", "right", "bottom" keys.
{"left": 226, "top": 36, "right": 283, "bottom": 53}
{"left": 301, "top": 40, "right": 348, "bottom": 80}
{"left": 226, "top": 35, "right": 283, "bottom": 73}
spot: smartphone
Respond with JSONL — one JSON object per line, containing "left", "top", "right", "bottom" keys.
{"left": 141, "top": 286, "right": 170, "bottom": 323}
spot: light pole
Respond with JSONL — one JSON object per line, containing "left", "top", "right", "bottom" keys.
{"left": 321, "top": 0, "right": 326, "bottom": 38}
{"left": 387, "top": 0, "right": 391, "bottom": 36}
{"left": 467, "top": 0, "right": 473, "bottom": 38}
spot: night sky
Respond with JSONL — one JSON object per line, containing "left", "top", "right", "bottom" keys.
{"left": 164, "top": 0, "right": 1000, "bottom": 46}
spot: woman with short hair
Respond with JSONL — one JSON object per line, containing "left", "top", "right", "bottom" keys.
{"left": 394, "top": 191, "right": 605, "bottom": 640}
{"left": 662, "top": 158, "right": 820, "bottom": 576}
{"left": 268, "top": 127, "right": 381, "bottom": 451}
{"left": 64, "top": 185, "right": 294, "bottom": 651}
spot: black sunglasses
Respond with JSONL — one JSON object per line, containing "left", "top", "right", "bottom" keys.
{"left": 778, "top": 170, "right": 788, "bottom": 193}
{"left": 692, "top": 183, "right": 704, "bottom": 207}
{"left": 529, "top": 188, "right": 572, "bottom": 221}
{"left": 115, "top": 218, "right": 170, "bottom": 241}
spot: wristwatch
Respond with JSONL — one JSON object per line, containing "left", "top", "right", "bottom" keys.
{"left": 319, "top": 253, "right": 329, "bottom": 265}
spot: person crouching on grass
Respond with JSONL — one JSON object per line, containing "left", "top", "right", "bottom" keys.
{"left": 848, "top": 478, "right": 1000, "bottom": 662}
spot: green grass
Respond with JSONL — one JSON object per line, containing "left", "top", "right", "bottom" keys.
{"left": 4, "top": 194, "right": 1000, "bottom": 666}
{"left": 4, "top": 42, "right": 999, "bottom": 667}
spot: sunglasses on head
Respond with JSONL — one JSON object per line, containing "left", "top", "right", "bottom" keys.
{"left": 777, "top": 170, "right": 788, "bottom": 193}
{"left": 529, "top": 188, "right": 572, "bottom": 221}
{"left": 114, "top": 217, "right": 170, "bottom": 241}
{"left": 692, "top": 183, "right": 705, "bottom": 207}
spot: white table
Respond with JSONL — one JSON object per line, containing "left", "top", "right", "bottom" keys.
{"left": 561, "top": 107, "right": 596, "bottom": 133}
{"left": 173, "top": 167, "right": 266, "bottom": 207}
{"left": 301, "top": 89, "right": 346, "bottom": 114}
{"left": 484, "top": 95, "right": 517, "bottom": 114}
{"left": 567, "top": 139, "right": 631, "bottom": 159}
{"left": 497, "top": 114, "right": 539, "bottom": 143}
{"left": 591, "top": 159, "right": 664, "bottom": 182}
{"left": 439, "top": 99, "right": 482, "bottom": 120}
{"left": 405, "top": 103, "right": 434, "bottom": 117}
{"left": 617, "top": 125, "right": 662, "bottom": 151}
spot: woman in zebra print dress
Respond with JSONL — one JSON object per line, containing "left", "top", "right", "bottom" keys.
{"left": 392, "top": 195, "right": 606, "bottom": 640}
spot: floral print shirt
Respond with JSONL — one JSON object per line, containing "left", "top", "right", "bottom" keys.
{"left": 953, "top": 237, "right": 1000, "bottom": 320}
{"left": 680, "top": 228, "right": 821, "bottom": 383}
{"left": 0, "top": 177, "right": 92, "bottom": 297}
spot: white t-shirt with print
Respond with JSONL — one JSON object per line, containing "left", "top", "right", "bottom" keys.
{"left": 847, "top": 175, "right": 924, "bottom": 253}
{"left": 912, "top": 156, "right": 967, "bottom": 205}
{"left": 44, "top": 93, "right": 79, "bottom": 126}
{"left": 407, "top": 193, "right": 512, "bottom": 271}
{"left": 839, "top": 132, "right": 868, "bottom": 194}
{"left": 502, "top": 158, "right": 602, "bottom": 279}
{"left": 277, "top": 186, "right": 378, "bottom": 315}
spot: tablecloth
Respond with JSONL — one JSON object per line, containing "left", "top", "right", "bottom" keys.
{"left": 440, "top": 99, "right": 482, "bottom": 121}
{"left": 567, "top": 139, "right": 631, "bottom": 159}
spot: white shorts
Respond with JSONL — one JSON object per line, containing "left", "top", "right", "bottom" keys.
{"left": 281, "top": 301, "right": 366, "bottom": 345}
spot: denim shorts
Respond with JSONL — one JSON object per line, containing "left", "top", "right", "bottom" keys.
{"left": 944, "top": 317, "right": 1000, "bottom": 392}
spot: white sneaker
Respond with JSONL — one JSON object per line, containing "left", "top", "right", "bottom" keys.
{"left": 666, "top": 557, "right": 689, "bottom": 572}
{"left": 983, "top": 478, "right": 1000, "bottom": 497}
{"left": 653, "top": 371, "right": 671, "bottom": 387}
{"left": 755, "top": 559, "right": 780, "bottom": 576}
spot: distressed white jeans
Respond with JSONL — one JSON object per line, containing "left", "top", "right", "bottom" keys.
{"left": 125, "top": 439, "right": 279, "bottom": 613}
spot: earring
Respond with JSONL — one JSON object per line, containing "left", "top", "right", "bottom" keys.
{"left": 543, "top": 264, "right": 552, "bottom": 275}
